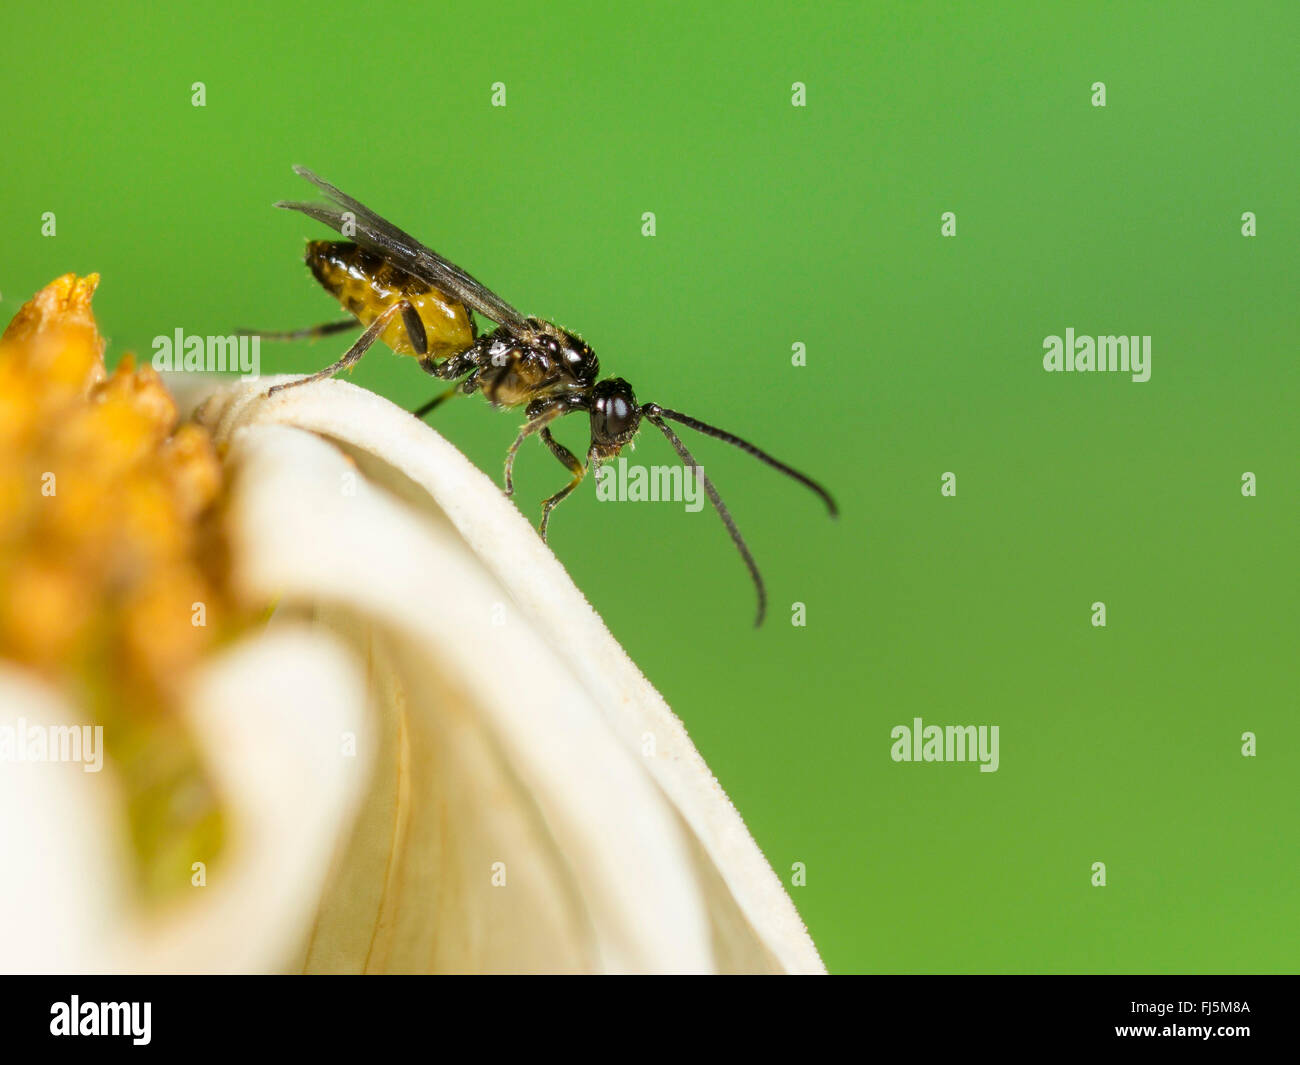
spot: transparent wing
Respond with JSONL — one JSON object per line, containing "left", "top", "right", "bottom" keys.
{"left": 275, "top": 166, "right": 528, "bottom": 328}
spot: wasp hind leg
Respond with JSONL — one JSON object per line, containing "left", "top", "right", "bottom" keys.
{"left": 537, "top": 429, "right": 589, "bottom": 542}
{"left": 410, "top": 315, "right": 497, "bottom": 419}
{"left": 410, "top": 351, "right": 487, "bottom": 420}
{"left": 411, "top": 382, "right": 460, "bottom": 420}
{"left": 266, "top": 300, "right": 425, "bottom": 397}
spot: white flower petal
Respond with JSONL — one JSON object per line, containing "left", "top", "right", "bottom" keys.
{"left": 222, "top": 423, "right": 716, "bottom": 971}
{"left": 128, "top": 626, "right": 374, "bottom": 972}
{"left": 0, "top": 628, "right": 372, "bottom": 974}
{"left": 191, "top": 376, "right": 823, "bottom": 974}
{"left": 0, "top": 667, "right": 126, "bottom": 973}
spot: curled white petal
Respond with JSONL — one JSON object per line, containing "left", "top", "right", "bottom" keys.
{"left": 130, "top": 627, "right": 373, "bottom": 972}
{"left": 191, "top": 376, "right": 823, "bottom": 974}
{"left": 0, "top": 667, "right": 126, "bottom": 973}
{"left": 0, "top": 628, "right": 372, "bottom": 974}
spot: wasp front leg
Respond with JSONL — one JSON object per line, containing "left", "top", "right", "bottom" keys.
{"left": 536, "top": 429, "right": 589, "bottom": 541}
{"left": 502, "top": 395, "right": 585, "bottom": 499}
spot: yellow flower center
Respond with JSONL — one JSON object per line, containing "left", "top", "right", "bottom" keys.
{"left": 0, "top": 274, "right": 253, "bottom": 900}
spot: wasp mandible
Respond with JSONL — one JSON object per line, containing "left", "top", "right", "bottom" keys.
{"left": 250, "top": 167, "right": 837, "bottom": 625}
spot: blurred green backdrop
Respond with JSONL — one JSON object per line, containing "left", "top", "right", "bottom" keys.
{"left": 2, "top": 1, "right": 1296, "bottom": 972}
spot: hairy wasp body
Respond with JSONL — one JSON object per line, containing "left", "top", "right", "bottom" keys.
{"left": 249, "top": 167, "right": 837, "bottom": 624}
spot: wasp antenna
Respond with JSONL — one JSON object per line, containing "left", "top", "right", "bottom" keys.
{"left": 644, "top": 405, "right": 838, "bottom": 517}
{"left": 645, "top": 412, "right": 767, "bottom": 627}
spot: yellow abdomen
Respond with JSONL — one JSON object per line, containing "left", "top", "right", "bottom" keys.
{"left": 305, "top": 241, "right": 475, "bottom": 359}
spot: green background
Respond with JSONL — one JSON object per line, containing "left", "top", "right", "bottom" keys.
{"left": 2, "top": 1, "right": 1295, "bottom": 972}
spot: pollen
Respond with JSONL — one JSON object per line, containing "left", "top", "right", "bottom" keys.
{"left": 0, "top": 274, "right": 252, "bottom": 899}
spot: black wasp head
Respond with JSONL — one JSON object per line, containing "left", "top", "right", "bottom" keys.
{"left": 589, "top": 377, "right": 641, "bottom": 456}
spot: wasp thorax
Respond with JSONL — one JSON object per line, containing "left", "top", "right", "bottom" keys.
{"left": 527, "top": 318, "right": 598, "bottom": 384}
{"left": 561, "top": 335, "right": 598, "bottom": 383}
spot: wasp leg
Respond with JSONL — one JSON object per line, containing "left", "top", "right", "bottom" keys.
{"left": 504, "top": 400, "right": 575, "bottom": 498}
{"left": 537, "top": 429, "right": 588, "bottom": 542}
{"left": 238, "top": 319, "right": 358, "bottom": 341}
{"left": 411, "top": 383, "right": 460, "bottom": 420}
{"left": 400, "top": 303, "right": 427, "bottom": 356}
{"left": 266, "top": 301, "right": 418, "bottom": 397}
{"left": 411, "top": 362, "right": 484, "bottom": 420}
{"left": 426, "top": 335, "right": 494, "bottom": 382}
